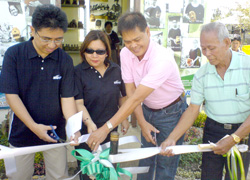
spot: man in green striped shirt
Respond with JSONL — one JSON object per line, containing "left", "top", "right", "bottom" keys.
{"left": 161, "top": 22, "right": 250, "bottom": 180}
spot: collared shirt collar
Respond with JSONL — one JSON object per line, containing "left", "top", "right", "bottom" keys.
{"left": 80, "top": 59, "right": 113, "bottom": 70}
{"left": 27, "top": 37, "right": 59, "bottom": 61}
{"left": 207, "top": 49, "right": 238, "bottom": 73}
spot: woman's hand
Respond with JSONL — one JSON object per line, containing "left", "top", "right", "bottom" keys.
{"left": 70, "top": 130, "right": 81, "bottom": 146}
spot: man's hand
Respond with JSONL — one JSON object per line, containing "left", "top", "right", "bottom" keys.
{"left": 212, "top": 136, "right": 235, "bottom": 155}
{"left": 159, "top": 138, "right": 176, "bottom": 156}
{"left": 139, "top": 121, "right": 160, "bottom": 145}
{"left": 70, "top": 130, "right": 81, "bottom": 146}
{"left": 87, "top": 125, "right": 109, "bottom": 152}
{"left": 32, "top": 124, "right": 57, "bottom": 143}
{"left": 121, "top": 119, "right": 130, "bottom": 135}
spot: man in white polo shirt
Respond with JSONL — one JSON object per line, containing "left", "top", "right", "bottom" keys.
{"left": 161, "top": 22, "right": 250, "bottom": 179}
{"left": 87, "top": 12, "right": 188, "bottom": 180}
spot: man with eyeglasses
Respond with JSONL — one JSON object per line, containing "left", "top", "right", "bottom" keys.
{"left": 0, "top": 4, "right": 80, "bottom": 179}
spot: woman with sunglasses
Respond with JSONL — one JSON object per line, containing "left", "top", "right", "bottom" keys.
{"left": 74, "top": 30, "right": 129, "bottom": 180}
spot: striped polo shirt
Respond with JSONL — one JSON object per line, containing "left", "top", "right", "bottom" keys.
{"left": 191, "top": 51, "right": 250, "bottom": 124}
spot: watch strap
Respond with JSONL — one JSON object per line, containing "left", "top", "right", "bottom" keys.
{"left": 231, "top": 133, "right": 241, "bottom": 143}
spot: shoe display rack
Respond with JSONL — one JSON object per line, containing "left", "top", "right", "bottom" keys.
{"left": 61, "top": 0, "right": 88, "bottom": 65}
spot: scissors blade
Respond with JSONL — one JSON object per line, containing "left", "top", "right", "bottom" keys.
{"left": 153, "top": 131, "right": 158, "bottom": 147}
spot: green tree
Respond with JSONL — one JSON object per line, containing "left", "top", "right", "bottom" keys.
{"left": 233, "top": 1, "right": 250, "bottom": 43}
{"left": 211, "top": 8, "right": 222, "bottom": 22}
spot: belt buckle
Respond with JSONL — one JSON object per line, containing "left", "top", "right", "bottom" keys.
{"left": 224, "top": 124, "right": 232, "bottom": 130}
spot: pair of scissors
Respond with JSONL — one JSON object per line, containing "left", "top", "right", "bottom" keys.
{"left": 48, "top": 125, "right": 66, "bottom": 143}
{"left": 151, "top": 130, "right": 159, "bottom": 147}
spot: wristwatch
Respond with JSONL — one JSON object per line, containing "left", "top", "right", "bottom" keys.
{"left": 106, "top": 121, "right": 113, "bottom": 131}
{"left": 231, "top": 133, "right": 241, "bottom": 143}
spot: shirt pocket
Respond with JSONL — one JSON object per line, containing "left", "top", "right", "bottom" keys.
{"left": 236, "top": 88, "right": 250, "bottom": 113}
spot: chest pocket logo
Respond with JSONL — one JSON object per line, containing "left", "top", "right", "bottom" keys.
{"left": 114, "top": 80, "right": 121, "bottom": 85}
{"left": 53, "top": 75, "right": 62, "bottom": 80}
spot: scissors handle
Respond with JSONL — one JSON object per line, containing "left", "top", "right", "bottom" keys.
{"left": 48, "top": 125, "right": 60, "bottom": 141}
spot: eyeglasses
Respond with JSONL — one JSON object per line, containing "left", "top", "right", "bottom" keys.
{"left": 36, "top": 31, "right": 64, "bottom": 44}
{"left": 85, "top": 48, "right": 106, "bottom": 55}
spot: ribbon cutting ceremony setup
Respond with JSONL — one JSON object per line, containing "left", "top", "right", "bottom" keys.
{"left": 0, "top": 112, "right": 247, "bottom": 180}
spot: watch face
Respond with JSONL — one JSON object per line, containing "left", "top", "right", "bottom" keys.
{"left": 232, "top": 134, "right": 240, "bottom": 143}
{"left": 235, "top": 137, "right": 240, "bottom": 143}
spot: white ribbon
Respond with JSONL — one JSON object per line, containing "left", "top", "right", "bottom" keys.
{"left": 0, "top": 133, "right": 216, "bottom": 178}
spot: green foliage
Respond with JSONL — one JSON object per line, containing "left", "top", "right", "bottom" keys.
{"left": 34, "top": 152, "right": 45, "bottom": 175}
{"left": 0, "top": 124, "right": 8, "bottom": 179}
{"left": 0, "top": 159, "right": 6, "bottom": 179}
{"left": 184, "top": 126, "right": 203, "bottom": 143}
{"left": 234, "top": 1, "right": 250, "bottom": 32}
{"left": 180, "top": 125, "right": 203, "bottom": 179}
{"left": 34, "top": 152, "right": 44, "bottom": 164}
{"left": 0, "top": 112, "right": 45, "bottom": 177}
{"left": 193, "top": 110, "right": 207, "bottom": 128}
{"left": 179, "top": 152, "right": 202, "bottom": 167}
{"left": 177, "top": 167, "right": 201, "bottom": 179}
{"left": 211, "top": 8, "right": 222, "bottom": 22}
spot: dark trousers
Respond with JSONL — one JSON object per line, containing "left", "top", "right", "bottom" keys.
{"left": 75, "top": 122, "right": 117, "bottom": 180}
{"left": 201, "top": 117, "right": 250, "bottom": 180}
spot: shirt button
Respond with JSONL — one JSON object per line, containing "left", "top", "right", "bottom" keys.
{"left": 42, "top": 60, "right": 44, "bottom": 63}
{"left": 99, "top": 76, "right": 101, "bottom": 78}
{"left": 41, "top": 67, "right": 44, "bottom": 70}
{"left": 91, "top": 67, "right": 93, "bottom": 69}
{"left": 95, "top": 71, "right": 97, "bottom": 73}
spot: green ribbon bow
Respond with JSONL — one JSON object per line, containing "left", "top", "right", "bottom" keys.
{"left": 71, "top": 148, "right": 133, "bottom": 180}
{"left": 224, "top": 146, "right": 245, "bottom": 180}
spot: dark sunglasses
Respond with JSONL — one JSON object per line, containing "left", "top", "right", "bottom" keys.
{"left": 85, "top": 48, "right": 106, "bottom": 55}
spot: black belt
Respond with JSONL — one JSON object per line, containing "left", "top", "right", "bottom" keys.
{"left": 149, "top": 92, "right": 184, "bottom": 112}
{"left": 206, "top": 117, "right": 242, "bottom": 130}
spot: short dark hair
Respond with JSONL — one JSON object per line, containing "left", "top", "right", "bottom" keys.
{"left": 105, "top": 21, "right": 113, "bottom": 28}
{"left": 80, "top": 30, "right": 111, "bottom": 66}
{"left": 118, "top": 12, "right": 147, "bottom": 35}
{"left": 231, "top": 34, "right": 241, "bottom": 42}
{"left": 32, "top": 4, "right": 68, "bottom": 32}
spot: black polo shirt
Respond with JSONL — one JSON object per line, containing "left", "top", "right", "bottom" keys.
{"left": 109, "top": 31, "right": 120, "bottom": 50}
{"left": 0, "top": 38, "right": 77, "bottom": 147}
{"left": 74, "top": 60, "right": 126, "bottom": 127}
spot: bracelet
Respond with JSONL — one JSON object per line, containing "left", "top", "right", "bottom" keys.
{"left": 106, "top": 120, "right": 113, "bottom": 131}
{"left": 83, "top": 118, "right": 89, "bottom": 122}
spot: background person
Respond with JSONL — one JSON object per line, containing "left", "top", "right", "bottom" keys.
{"left": 104, "top": 21, "right": 120, "bottom": 65}
{"left": 161, "top": 22, "right": 250, "bottom": 180}
{"left": 87, "top": 12, "right": 188, "bottom": 180}
{"left": 74, "top": 30, "right": 129, "bottom": 180}
{"left": 231, "top": 34, "right": 244, "bottom": 53}
{"left": 0, "top": 4, "right": 80, "bottom": 179}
